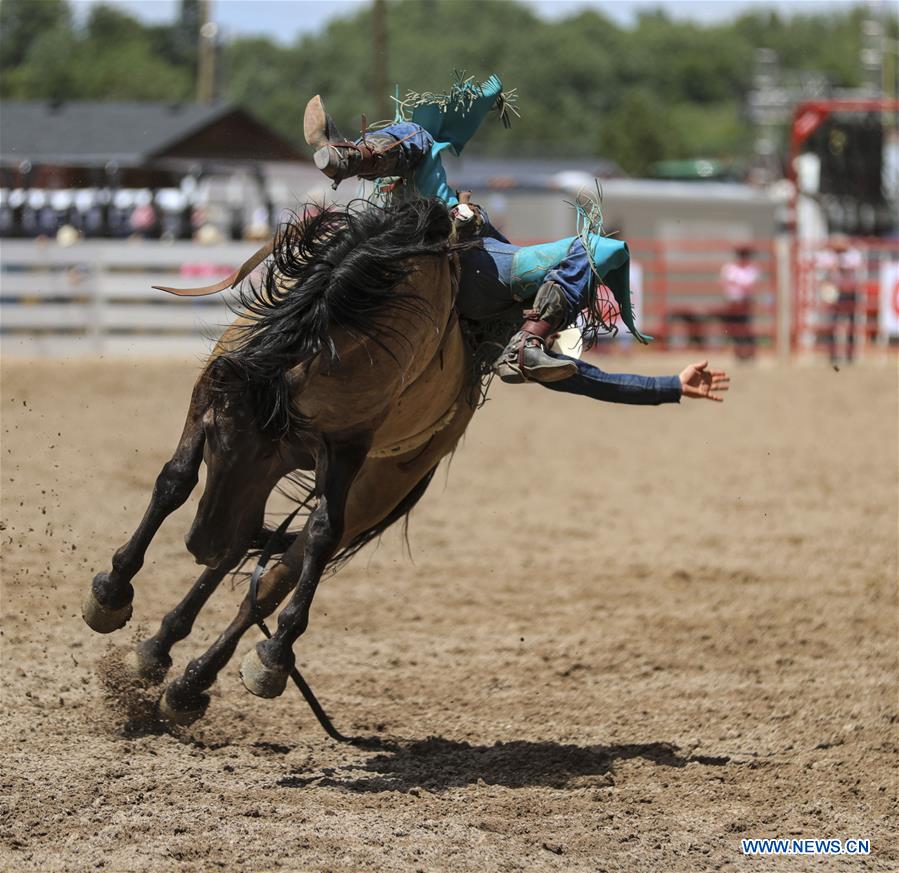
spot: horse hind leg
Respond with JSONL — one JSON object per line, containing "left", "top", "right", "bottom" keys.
{"left": 128, "top": 558, "right": 241, "bottom": 684}
{"left": 82, "top": 379, "right": 208, "bottom": 634}
{"left": 159, "top": 549, "right": 303, "bottom": 724}
{"left": 241, "top": 394, "right": 475, "bottom": 703}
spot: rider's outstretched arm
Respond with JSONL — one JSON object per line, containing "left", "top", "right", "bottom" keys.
{"left": 538, "top": 358, "right": 729, "bottom": 405}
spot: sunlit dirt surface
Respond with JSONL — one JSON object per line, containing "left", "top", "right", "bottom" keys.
{"left": 1, "top": 354, "right": 896, "bottom": 872}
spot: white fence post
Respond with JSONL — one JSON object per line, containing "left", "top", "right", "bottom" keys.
{"left": 775, "top": 235, "right": 792, "bottom": 362}
{"left": 89, "top": 255, "right": 104, "bottom": 355}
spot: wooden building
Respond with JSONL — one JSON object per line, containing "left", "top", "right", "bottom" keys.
{"left": 0, "top": 101, "right": 305, "bottom": 189}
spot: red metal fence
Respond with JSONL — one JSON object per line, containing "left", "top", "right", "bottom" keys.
{"left": 627, "top": 238, "right": 779, "bottom": 356}
{"left": 793, "top": 237, "right": 899, "bottom": 359}
{"left": 540, "top": 235, "right": 898, "bottom": 359}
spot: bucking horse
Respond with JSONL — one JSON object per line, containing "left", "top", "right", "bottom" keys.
{"left": 82, "top": 197, "right": 480, "bottom": 731}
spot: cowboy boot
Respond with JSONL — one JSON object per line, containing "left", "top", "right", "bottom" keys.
{"left": 304, "top": 95, "right": 416, "bottom": 184}
{"left": 304, "top": 94, "right": 347, "bottom": 151}
{"left": 496, "top": 282, "right": 578, "bottom": 384}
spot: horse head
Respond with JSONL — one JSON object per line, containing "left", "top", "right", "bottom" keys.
{"left": 184, "top": 359, "right": 301, "bottom": 568}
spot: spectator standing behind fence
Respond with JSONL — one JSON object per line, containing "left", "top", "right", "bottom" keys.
{"left": 129, "top": 191, "right": 158, "bottom": 239}
{"left": 719, "top": 247, "right": 759, "bottom": 359}
{"left": 817, "top": 235, "right": 863, "bottom": 365}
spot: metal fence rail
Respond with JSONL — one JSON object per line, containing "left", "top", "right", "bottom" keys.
{"left": 627, "top": 237, "right": 779, "bottom": 354}
{"left": 1, "top": 240, "right": 257, "bottom": 356}
{"left": 793, "top": 237, "right": 899, "bottom": 357}
{"left": 2, "top": 236, "right": 897, "bottom": 359}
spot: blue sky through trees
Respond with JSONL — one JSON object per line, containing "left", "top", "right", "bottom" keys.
{"left": 70, "top": 0, "right": 869, "bottom": 43}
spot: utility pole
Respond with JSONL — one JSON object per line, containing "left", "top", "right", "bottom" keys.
{"left": 372, "top": 0, "right": 389, "bottom": 122}
{"left": 749, "top": 48, "right": 782, "bottom": 184}
{"left": 197, "top": 0, "right": 217, "bottom": 104}
{"left": 860, "top": 4, "right": 884, "bottom": 97}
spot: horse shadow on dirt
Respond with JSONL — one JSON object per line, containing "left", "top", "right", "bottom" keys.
{"left": 276, "top": 736, "right": 727, "bottom": 793}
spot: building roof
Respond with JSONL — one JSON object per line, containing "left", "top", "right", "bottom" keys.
{"left": 0, "top": 101, "right": 305, "bottom": 167}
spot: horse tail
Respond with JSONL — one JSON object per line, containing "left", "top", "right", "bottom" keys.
{"left": 216, "top": 197, "right": 453, "bottom": 436}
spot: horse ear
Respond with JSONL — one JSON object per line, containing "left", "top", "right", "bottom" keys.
{"left": 284, "top": 360, "right": 310, "bottom": 392}
{"left": 204, "top": 355, "right": 239, "bottom": 391}
{"left": 418, "top": 199, "right": 452, "bottom": 244}
{"left": 206, "top": 356, "right": 228, "bottom": 381}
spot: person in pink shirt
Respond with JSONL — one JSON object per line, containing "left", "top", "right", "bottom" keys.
{"left": 719, "top": 246, "right": 759, "bottom": 359}
{"left": 817, "top": 235, "right": 863, "bottom": 365}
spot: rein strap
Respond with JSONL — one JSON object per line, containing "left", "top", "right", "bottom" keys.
{"left": 248, "top": 507, "right": 361, "bottom": 745}
{"left": 153, "top": 235, "right": 278, "bottom": 297}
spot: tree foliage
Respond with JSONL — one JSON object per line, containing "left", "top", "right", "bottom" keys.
{"left": 1, "top": 0, "right": 893, "bottom": 174}
{"left": 0, "top": 0, "right": 70, "bottom": 69}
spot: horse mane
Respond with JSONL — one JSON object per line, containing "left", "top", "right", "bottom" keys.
{"left": 216, "top": 197, "right": 454, "bottom": 436}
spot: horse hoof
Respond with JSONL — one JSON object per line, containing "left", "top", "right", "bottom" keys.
{"left": 81, "top": 588, "right": 132, "bottom": 634}
{"left": 240, "top": 647, "right": 288, "bottom": 699}
{"left": 158, "top": 685, "right": 209, "bottom": 726}
{"left": 126, "top": 643, "right": 172, "bottom": 685}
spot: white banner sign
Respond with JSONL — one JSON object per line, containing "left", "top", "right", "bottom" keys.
{"left": 879, "top": 260, "right": 899, "bottom": 338}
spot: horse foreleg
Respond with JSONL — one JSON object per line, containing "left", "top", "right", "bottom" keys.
{"left": 240, "top": 438, "right": 370, "bottom": 699}
{"left": 159, "top": 455, "right": 417, "bottom": 720}
{"left": 160, "top": 421, "right": 466, "bottom": 724}
{"left": 83, "top": 380, "right": 208, "bottom": 634}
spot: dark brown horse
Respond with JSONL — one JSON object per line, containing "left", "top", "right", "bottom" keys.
{"left": 82, "top": 198, "right": 478, "bottom": 725}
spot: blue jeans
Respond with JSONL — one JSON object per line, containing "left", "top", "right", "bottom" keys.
{"left": 543, "top": 357, "right": 682, "bottom": 405}
{"left": 365, "top": 122, "right": 436, "bottom": 164}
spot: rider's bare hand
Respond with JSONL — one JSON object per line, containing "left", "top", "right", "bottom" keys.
{"left": 679, "top": 360, "right": 730, "bottom": 402}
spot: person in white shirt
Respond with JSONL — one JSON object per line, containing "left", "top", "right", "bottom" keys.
{"left": 719, "top": 246, "right": 759, "bottom": 359}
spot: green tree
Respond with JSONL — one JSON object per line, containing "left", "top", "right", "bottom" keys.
{"left": 2, "top": 0, "right": 894, "bottom": 175}
{"left": 598, "top": 87, "right": 682, "bottom": 175}
{"left": 221, "top": 37, "right": 298, "bottom": 141}
{"left": 2, "top": 18, "right": 81, "bottom": 101}
{"left": 3, "top": 1, "right": 193, "bottom": 102}
{"left": 84, "top": 3, "right": 146, "bottom": 43}
{"left": 0, "top": 0, "right": 70, "bottom": 71}
{"left": 77, "top": 4, "right": 192, "bottom": 100}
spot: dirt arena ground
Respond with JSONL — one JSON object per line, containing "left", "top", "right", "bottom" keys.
{"left": 1, "top": 353, "right": 896, "bottom": 872}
